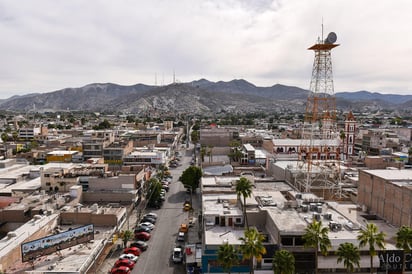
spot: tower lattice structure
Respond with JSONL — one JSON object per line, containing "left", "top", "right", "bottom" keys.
{"left": 297, "top": 32, "right": 342, "bottom": 199}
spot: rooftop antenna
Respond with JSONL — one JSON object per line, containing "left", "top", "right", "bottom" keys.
{"left": 173, "top": 70, "right": 176, "bottom": 84}
{"left": 321, "top": 17, "right": 324, "bottom": 43}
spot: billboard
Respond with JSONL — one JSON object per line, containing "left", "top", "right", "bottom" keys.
{"left": 21, "top": 224, "right": 94, "bottom": 262}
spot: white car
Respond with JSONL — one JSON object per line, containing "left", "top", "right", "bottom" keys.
{"left": 139, "top": 222, "right": 155, "bottom": 230}
{"left": 143, "top": 212, "right": 158, "bottom": 220}
{"left": 119, "top": 253, "right": 139, "bottom": 263}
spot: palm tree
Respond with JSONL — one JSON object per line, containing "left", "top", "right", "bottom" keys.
{"left": 235, "top": 177, "right": 253, "bottom": 228}
{"left": 302, "top": 220, "right": 331, "bottom": 274}
{"left": 217, "top": 242, "right": 239, "bottom": 274}
{"left": 357, "top": 223, "right": 386, "bottom": 274}
{"left": 336, "top": 242, "right": 360, "bottom": 273}
{"left": 272, "top": 249, "right": 295, "bottom": 274}
{"left": 239, "top": 228, "right": 267, "bottom": 274}
{"left": 395, "top": 225, "right": 412, "bottom": 274}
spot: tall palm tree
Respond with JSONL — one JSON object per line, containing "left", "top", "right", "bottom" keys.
{"left": 239, "top": 228, "right": 267, "bottom": 274}
{"left": 272, "top": 249, "right": 295, "bottom": 274}
{"left": 357, "top": 223, "right": 386, "bottom": 274}
{"left": 217, "top": 242, "right": 239, "bottom": 274}
{"left": 235, "top": 177, "right": 253, "bottom": 228}
{"left": 395, "top": 225, "right": 412, "bottom": 274}
{"left": 302, "top": 220, "right": 331, "bottom": 274}
{"left": 336, "top": 242, "right": 360, "bottom": 273}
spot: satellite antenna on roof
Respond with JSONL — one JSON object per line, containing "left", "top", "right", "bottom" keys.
{"left": 324, "top": 32, "right": 337, "bottom": 44}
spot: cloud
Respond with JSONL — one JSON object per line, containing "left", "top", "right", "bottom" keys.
{"left": 0, "top": 0, "right": 411, "bottom": 98}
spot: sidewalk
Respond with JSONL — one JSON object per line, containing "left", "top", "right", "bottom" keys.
{"left": 89, "top": 204, "right": 140, "bottom": 274}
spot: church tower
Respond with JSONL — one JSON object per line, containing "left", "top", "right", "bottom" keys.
{"left": 343, "top": 111, "right": 356, "bottom": 160}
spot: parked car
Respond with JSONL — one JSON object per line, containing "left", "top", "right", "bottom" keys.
{"left": 162, "top": 185, "right": 169, "bottom": 192}
{"left": 135, "top": 231, "right": 151, "bottom": 241}
{"left": 172, "top": 246, "right": 183, "bottom": 263}
{"left": 130, "top": 240, "right": 148, "bottom": 251}
{"left": 134, "top": 226, "right": 151, "bottom": 233}
{"left": 143, "top": 212, "right": 158, "bottom": 219}
{"left": 110, "top": 266, "right": 131, "bottom": 274}
{"left": 142, "top": 216, "right": 156, "bottom": 224}
{"left": 177, "top": 231, "right": 185, "bottom": 242}
{"left": 114, "top": 259, "right": 135, "bottom": 270}
{"left": 123, "top": 247, "right": 142, "bottom": 256}
{"left": 139, "top": 222, "right": 155, "bottom": 230}
{"left": 119, "top": 253, "right": 139, "bottom": 263}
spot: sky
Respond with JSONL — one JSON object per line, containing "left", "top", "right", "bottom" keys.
{"left": 0, "top": 0, "right": 411, "bottom": 99}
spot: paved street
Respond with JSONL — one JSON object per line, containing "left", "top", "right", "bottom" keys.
{"left": 98, "top": 145, "right": 198, "bottom": 274}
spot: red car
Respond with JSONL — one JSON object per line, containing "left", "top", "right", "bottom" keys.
{"left": 114, "top": 259, "right": 135, "bottom": 270}
{"left": 123, "top": 246, "right": 142, "bottom": 256}
{"left": 110, "top": 265, "right": 131, "bottom": 274}
{"left": 135, "top": 231, "right": 151, "bottom": 241}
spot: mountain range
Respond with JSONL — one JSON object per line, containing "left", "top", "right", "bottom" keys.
{"left": 1, "top": 79, "right": 411, "bottom": 115}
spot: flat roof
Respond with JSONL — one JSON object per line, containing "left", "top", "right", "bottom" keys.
{"left": 362, "top": 169, "right": 412, "bottom": 181}
{"left": 47, "top": 150, "right": 78, "bottom": 155}
{"left": 271, "top": 139, "right": 341, "bottom": 146}
{"left": 204, "top": 226, "right": 245, "bottom": 246}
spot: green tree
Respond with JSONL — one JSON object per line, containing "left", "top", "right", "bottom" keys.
{"left": 395, "top": 225, "right": 412, "bottom": 274}
{"left": 147, "top": 178, "right": 163, "bottom": 208}
{"left": 235, "top": 177, "right": 253, "bottom": 228}
{"left": 200, "top": 145, "right": 206, "bottom": 163}
{"left": 357, "top": 223, "right": 385, "bottom": 274}
{"left": 336, "top": 242, "right": 360, "bottom": 273}
{"left": 1, "top": 133, "right": 8, "bottom": 142}
{"left": 302, "top": 220, "right": 331, "bottom": 274}
{"left": 272, "top": 249, "right": 295, "bottom": 274}
{"left": 120, "top": 229, "right": 134, "bottom": 247}
{"left": 217, "top": 242, "right": 239, "bottom": 274}
{"left": 191, "top": 130, "right": 199, "bottom": 144}
{"left": 239, "top": 228, "right": 267, "bottom": 274}
{"left": 179, "top": 166, "right": 202, "bottom": 191}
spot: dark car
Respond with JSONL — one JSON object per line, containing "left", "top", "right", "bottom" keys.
{"left": 135, "top": 231, "right": 151, "bottom": 241}
{"left": 134, "top": 226, "right": 151, "bottom": 233}
{"left": 114, "top": 259, "right": 135, "bottom": 270}
{"left": 110, "top": 266, "right": 131, "bottom": 274}
{"left": 130, "top": 240, "right": 148, "bottom": 251}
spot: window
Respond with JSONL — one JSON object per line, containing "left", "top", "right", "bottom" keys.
{"left": 235, "top": 218, "right": 242, "bottom": 223}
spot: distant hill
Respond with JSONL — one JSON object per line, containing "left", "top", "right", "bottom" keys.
{"left": 0, "top": 79, "right": 410, "bottom": 114}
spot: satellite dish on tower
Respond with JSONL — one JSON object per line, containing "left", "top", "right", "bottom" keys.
{"left": 324, "top": 32, "right": 337, "bottom": 44}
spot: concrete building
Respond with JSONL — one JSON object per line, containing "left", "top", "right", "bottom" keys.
{"left": 199, "top": 126, "right": 239, "bottom": 147}
{"left": 200, "top": 175, "right": 398, "bottom": 273}
{"left": 358, "top": 169, "right": 412, "bottom": 227}
{"left": 102, "top": 139, "right": 134, "bottom": 168}
{"left": 123, "top": 148, "right": 167, "bottom": 167}
{"left": 46, "top": 150, "right": 80, "bottom": 163}
{"left": 82, "top": 130, "right": 115, "bottom": 159}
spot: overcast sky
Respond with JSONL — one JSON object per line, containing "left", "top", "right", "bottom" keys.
{"left": 0, "top": 0, "right": 411, "bottom": 99}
